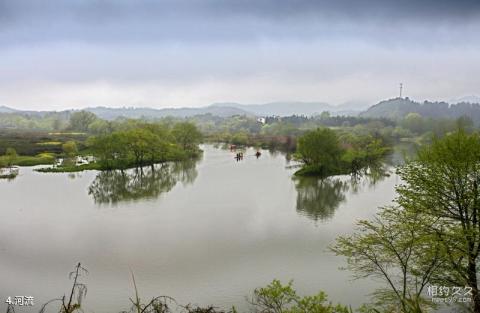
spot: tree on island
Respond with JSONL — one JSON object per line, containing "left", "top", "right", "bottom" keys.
{"left": 295, "top": 128, "right": 343, "bottom": 176}
{"left": 294, "top": 128, "right": 389, "bottom": 177}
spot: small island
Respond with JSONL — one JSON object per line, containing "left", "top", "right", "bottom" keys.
{"left": 293, "top": 127, "right": 391, "bottom": 177}
{"left": 38, "top": 119, "right": 203, "bottom": 173}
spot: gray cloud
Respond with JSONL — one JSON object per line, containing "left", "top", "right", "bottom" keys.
{"left": 1, "top": 0, "right": 479, "bottom": 46}
{"left": 0, "top": 0, "right": 479, "bottom": 109}
{"left": 3, "top": 0, "right": 480, "bottom": 21}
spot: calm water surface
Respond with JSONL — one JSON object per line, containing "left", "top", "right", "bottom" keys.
{"left": 0, "top": 145, "right": 399, "bottom": 312}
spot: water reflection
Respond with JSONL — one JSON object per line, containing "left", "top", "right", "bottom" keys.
{"left": 294, "top": 177, "right": 349, "bottom": 222}
{"left": 88, "top": 160, "right": 198, "bottom": 205}
{"left": 349, "top": 165, "right": 391, "bottom": 194}
{"left": 294, "top": 166, "right": 390, "bottom": 222}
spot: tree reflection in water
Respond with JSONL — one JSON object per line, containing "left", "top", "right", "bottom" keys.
{"left": 88, "top": 160, "right": 198, "bottom": 205}
{"left": 294, "top": 177, "right": 349, "bottom": 222}
{"left": 294, "top": 166, "right": 390, "bottom": 222}
{"left": 349, "top": 164, "right": 390, "bottom": 194}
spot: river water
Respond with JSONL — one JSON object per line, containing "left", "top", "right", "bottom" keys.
{"left": 0, "top": 145, "right": 399, "bottom": 312}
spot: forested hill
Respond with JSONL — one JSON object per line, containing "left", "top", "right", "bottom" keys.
{"left": 361, "top": 97, "right": 480, "bottom": 122}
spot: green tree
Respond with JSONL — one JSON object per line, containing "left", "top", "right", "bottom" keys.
{"left": 5, "top": 147, "right": 17, "bottom": 167}
{"left": 231, "top": 131, "right": 249, "bottom": 145}
{"left": 396, "top": 130, "right": 480, "bottom": 312}
{"left": 332, "top": 207, "right": 442, "bottom": 312}
{"left": 456, "top": 116, "right": 474, "bottom": 132}
{"left": 52, "top": 117, "right": 64, "bottom": 131}
{"left": 172, "top": 122, "right": 202, "bottom": 152}
{"left": 319, "top": 111, "right": 331, "bottom": 120}
{"left": 87, "top": 132, "right": 129, "bottom": 168}
{"left": 124, "top": 128, "right": 157, "bottom": 165}
{"left": 401, "top": 113, "right": 424, "bottom": 134}
{"left": 143, "top": 123, "right": 172, "bottom": 163}
{"left": 334, "top": 130, "right": 480, "bottom": 312}
{"left": 62, "top": 141, "right": 78, "bottom": 158}
{"left": 295, "top": 128, "right": 343, "bottom": 176}
{"left": 249, "top": 280, "right": 350, "bottom": 313}
{"left": 69, "top": 111, "right": 98, "bottom": 132}
{"left": 88, "top": 119, "right": 114, "bottom": 135}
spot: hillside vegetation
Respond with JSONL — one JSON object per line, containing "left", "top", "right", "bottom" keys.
{"left": 361, "top": 97, "right": 480, "bottom": 122}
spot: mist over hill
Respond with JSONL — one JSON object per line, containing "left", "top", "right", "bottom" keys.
{"left": 2, "top": 97, "right": 480, "bottom": 123}
{"left": 0, "top": 101, "right": 366, "bottom": 120}
{"left": 0, "top": 106, "right": 18, "bottom": 114}
{"left": 85, "top": 105, "right": 252, "bottom": 120}
{"left": 86, "top": 101, "right": 365, "bottom": 119}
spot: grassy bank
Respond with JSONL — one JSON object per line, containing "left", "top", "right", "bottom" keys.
{"left": 0, "top": 152, "right": 56, "bottom": 166}
{"left": 0, "top": 130, "right": 87, "bottom": 155}
{"left": 14, "top": 153, "right": 56, "bottom": 166}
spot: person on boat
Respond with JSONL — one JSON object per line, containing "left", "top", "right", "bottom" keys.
{"left": 235, "top": 152, "right": 245, "bottom": 161}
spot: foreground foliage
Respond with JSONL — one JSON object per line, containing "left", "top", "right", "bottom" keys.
{"left": 333, "top": 129, "right": 480, "bottom": 313}
{"left": 398, "top": 130, "right": 480, "bottom": 312}
{"left": 249, "top": 280, "right": 351, "bottom": 313}
{"left": 331, "top": 208, "right": 441, "bottom": 312}
{"left": 30, "top": 266, "right": 350, "bottom": 313}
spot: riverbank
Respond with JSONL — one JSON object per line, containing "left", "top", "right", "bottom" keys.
{"left": 0, "top": 167, "right": 19, "bottom": 179}
{"left": 0, "top": 152, "right": 56, "bottom": 166}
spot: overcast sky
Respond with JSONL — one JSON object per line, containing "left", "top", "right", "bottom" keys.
{"left": 1, "top": 0, "right": 479, "bottom": 110}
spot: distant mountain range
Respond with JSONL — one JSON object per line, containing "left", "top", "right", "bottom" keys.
{"left": 0, "top": 105, "right": 19, "bottom": 114}
{"left": 0, "top": 101, "right": 367, "bottom": 120}
{"left": 2, "top": 96, "right": 480, "bottom": 121}
{"left": 0, "top": 104, "right": 253, "bottom": 119}
{"left": 210, "top": 101, "right": 366, "bottom": 117}
{"left": 85, "top": 105, "right": 252, "bottom": 120}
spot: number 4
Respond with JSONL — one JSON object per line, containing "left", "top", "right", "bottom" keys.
{"left": 5, "top": 297, "right": 12, "bottom": 305}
